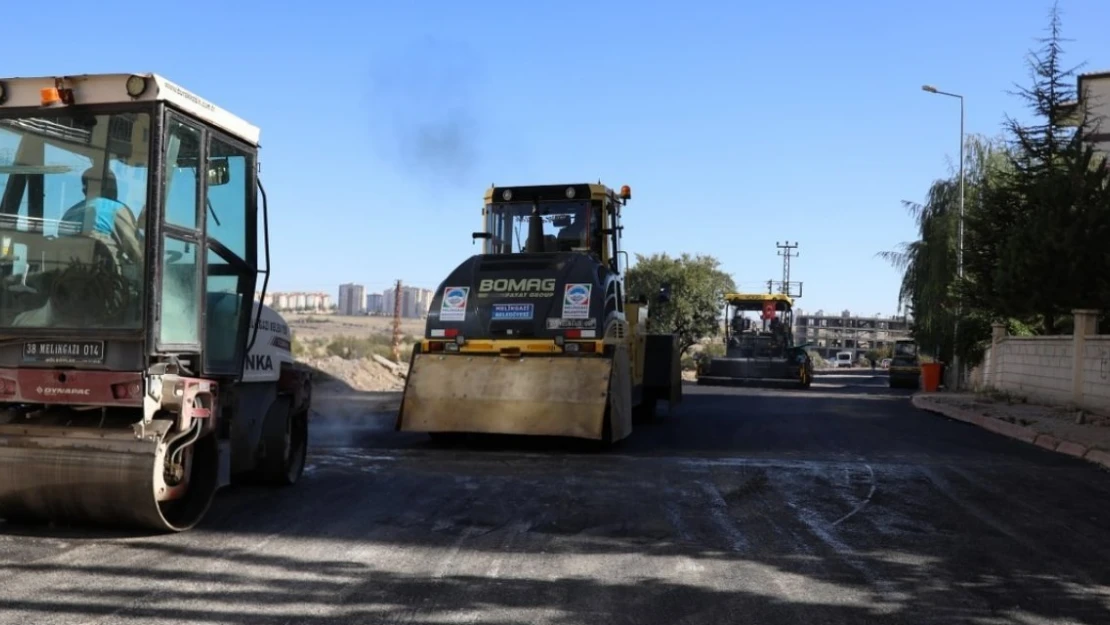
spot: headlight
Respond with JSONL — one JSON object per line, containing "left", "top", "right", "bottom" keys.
{"left": 125, "top": 75, "right": 148, "bottom": 98}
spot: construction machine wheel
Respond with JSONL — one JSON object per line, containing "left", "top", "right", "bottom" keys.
{"left": 799, "top": 366, "right": 813, "bottom": 389}
{"left": 254, "top": 398, "right": 308, "bottom": 486}
{"left": 632, "top": 390, "right": 658, "bottom": 424}
{"left": 582, "top": 405, "right": 616, "bottom": 452}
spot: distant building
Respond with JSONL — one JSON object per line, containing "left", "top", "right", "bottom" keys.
{"left": 410, "top": 287, "right": 433, "bottom": 317}
{"left": 257, "top": 290, "right": 331, "bottom": 313}
{"left": 380, "top": 286, "right": 434, "bottom": 318}
{"left": 258, "top": 284, "right": 429, "bottom": 316}
{"left": 337, "top": 283, "right": 366, "bottom": 316}
{"left": 366, "top": 293, "right": 385, "bottom": 315}
{"left": 1064, "top": 70, "right": 1109, "bottom": 156}
{"left": 793, "top": 309, "right": 912, "bottom": 361}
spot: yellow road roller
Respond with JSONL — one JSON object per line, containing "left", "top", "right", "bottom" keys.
{"left": 396, "top": 182, "right": 682, "bottom": 443}
{"left": 0, "top": 73, "right": 311, "bottom": 532}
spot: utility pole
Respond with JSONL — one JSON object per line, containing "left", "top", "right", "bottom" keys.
{"left": 392, "top": 279, "right": 403, "bottom": 363}
{"left": 922, "top": 84, "right": 966, "bottom": 389}
{"left": 776, "top": 241, "right": 799, "bottom": 288}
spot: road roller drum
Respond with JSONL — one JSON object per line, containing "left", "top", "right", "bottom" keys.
{"left": 0, "top": 420, "right": 220, "bottom": 531}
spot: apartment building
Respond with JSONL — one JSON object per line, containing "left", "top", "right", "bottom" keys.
{"left": 794, "top": 309, "right": 912, "bottom": 361}
{"left": 337, "top": 283, "right": 366, "bottom": 316}
{"left": 374, "top": 286, "right": 434, "bottom": 318}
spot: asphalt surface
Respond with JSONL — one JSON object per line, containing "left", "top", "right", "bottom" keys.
{"left": 2, "top": 371, "right": 1110, "bottom": 624}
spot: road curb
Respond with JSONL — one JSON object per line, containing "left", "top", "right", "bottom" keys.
{"left": 911, "top": 394, "right": 1110, "bottom": 471}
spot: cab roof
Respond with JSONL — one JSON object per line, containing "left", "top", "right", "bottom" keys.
{"left": 0, "top": 73, "right": 260, "bottom": 146}
{"left": 484, "top": 183, "right": 621, "bottom": 204}
{"left": 725, "top": 292, "right": 795, "bottom": 310}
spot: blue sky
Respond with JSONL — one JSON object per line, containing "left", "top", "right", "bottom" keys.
{"left": 6, "top": 0, "right": 1108, "bottom": 316}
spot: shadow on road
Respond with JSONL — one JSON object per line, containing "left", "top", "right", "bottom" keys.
{"left": 2, "top": 460, "right": 1109, "bottom": 625}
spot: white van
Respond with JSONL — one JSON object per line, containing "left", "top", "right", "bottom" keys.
{"left": 835, "top": 351, "right": 854, "bottom": 368}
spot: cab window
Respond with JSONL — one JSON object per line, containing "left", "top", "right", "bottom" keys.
{"left": 0, "top": 112, "right": 150, "bottom": 330}
{"left": 484, "top": 200, "right": 590, "bottom": 254}
{"left": 202, "top": 134, "right": 255, "bottom": 375}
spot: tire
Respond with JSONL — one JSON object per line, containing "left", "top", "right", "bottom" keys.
{"left": 255, "top": 397, "right": 307, "bottom": 486}
{"left": 586, "top": 404, "right": 616, "bottom": 452}
{"left": 632, "top": 390, "right": 658, "bottom": 424}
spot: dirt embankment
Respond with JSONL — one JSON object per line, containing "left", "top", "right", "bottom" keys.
{"left": 302, "top": 355, "right": 407, "bottom": 393}
{"left": 300, "top": 355, "right": 408, "bottom": 427}
{"left": 286, "top": 312, "right": 417, "bottom": 393}
{"left": 283, "top": 314, "right": 416, "bottom": 423}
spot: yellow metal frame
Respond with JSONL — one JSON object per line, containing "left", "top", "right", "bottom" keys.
{"left": 420, "top": 338, "right": 607, "bottom": 356}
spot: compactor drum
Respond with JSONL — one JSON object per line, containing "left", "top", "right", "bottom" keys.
{"left": 0, "top": 73, "right": 310, "bottom": 531}
{"left": 396, "top": 183, "right": 682, "bottom": 443}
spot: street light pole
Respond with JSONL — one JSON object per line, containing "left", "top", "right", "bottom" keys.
{"left": 922, "top": 84, "right": 965, "bottom": 390}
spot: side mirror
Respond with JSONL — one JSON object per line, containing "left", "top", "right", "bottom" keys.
{"left": 207, "top": 157, "right": 230, "bottom": 186}
{"left": 656, "top": 283, "right": 672, "bottom": 304}
{"left": 472, "top": 232, "right": 492, "bottom": 240}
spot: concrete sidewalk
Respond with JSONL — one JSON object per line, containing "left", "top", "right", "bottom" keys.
{"left": 912, "top": 391, "right": 1110, "bottom": 470}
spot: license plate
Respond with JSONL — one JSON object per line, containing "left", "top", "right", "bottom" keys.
{"left": 22, "top": 340, "right": 106, "bottom": 364}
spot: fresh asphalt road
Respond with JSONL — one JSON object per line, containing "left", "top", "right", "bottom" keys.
{"left": 2, "top": 371, "right": 1109, "bottom": 624}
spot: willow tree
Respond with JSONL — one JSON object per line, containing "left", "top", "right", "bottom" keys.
{"left": 878, "top": 134, "right": 1011, "bottom": 364}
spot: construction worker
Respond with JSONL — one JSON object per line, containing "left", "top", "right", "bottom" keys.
{"left": 60, "top": 167, "right": 144, "bottom": 266}
{"left": 556, "top": 207, "right": 587, "bottom": 251}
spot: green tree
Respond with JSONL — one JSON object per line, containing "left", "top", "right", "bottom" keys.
{"left": 864, "top": 346, "right": 892, "bottom": 364}
{"left": 624, "top": 252, "right": 736, "bottom": 354}
{"left": 961, "top": 3, "right": 1110, "bottom": 334}
{"left": 882, "top": 3, "right": 1110, "bottom": 369}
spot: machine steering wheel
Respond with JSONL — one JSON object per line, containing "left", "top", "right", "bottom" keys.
{"left": 165, "top": 250, "right": 184, "bottom": 263}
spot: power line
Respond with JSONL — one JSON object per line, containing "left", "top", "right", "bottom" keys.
{"left": 768, "top": 241, "right": 803, "bottom": 298}
{"left": 776, "top": 240, "right": 799, "bottom": 287}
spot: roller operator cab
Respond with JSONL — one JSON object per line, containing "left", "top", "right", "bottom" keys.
{"left": 396, "top": 182, "right": 683, "bottom": 443}
{"left": 0, "top": 73, "right": 311, "bottom": 532}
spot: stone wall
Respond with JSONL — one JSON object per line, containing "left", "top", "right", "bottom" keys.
{"left": 972, "top": 310, "right": 1110, "bottom": 413}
